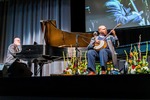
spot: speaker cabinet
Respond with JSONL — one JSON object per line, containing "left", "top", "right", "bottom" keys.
{"left": 0, "top": 63, "right": 8, "bottom": 77}
{"left": 7, "top": 62, "right": 33, "bottom": 77}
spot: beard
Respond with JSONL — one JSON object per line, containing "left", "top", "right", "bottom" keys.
{"left": 100, "top": 31, "right": 107, "bottom": 36}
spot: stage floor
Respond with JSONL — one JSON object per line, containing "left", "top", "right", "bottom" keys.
{"left": 0, "top": 74, "right": 150, "bottom": 99}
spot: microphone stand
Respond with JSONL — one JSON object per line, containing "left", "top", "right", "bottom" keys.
{"left": 75, "top": 34, "right": 80, "bottom": 75}
{"left": 40, "top": 20, "right": 46, "bottom": 55}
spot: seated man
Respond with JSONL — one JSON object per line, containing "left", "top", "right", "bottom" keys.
{"left": 87, "top": 25, "right": 119, "bottom": 75}
{"left": 5, "top": 37, "right": 33, "bottom": 77}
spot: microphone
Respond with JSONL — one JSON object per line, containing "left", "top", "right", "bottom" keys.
{"left": 117, "top": 23, "right": 122, "bottom": 27}
{"left": 93, "top": 31, "right": 98, "bottom": 36}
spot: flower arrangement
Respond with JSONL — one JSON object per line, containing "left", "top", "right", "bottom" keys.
{"left": 62, "top": 47, "right": 120, "bottom": 75}
{"left": 106, "top": 61, "right": 120, "bottom": 74}
{"left": 124, "top": 36, "right": 150, "bottom": 74}
{"left": 96, "top": 61, "right": 120, "bottom": 75}
{"left": 62, "top": 48, "right": 88, "bottom": 75}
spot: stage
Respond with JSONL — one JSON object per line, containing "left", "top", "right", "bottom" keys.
{"left": 0, "top": 74, "right": 150, "bottom": 99}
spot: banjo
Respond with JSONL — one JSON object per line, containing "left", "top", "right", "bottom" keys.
{"left": 94, "top": 23, "right": 121, "bottom": 51}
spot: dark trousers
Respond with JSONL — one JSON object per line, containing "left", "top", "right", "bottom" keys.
{"left": 8, "top": 61, "right": 33, "bottom": 77}
{"left": 87, "top": 49, "right": 112, "bottom": 72}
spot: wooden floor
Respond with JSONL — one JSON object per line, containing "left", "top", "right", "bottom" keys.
{"left": 0, "top": 74, "right": 150, "bottom": 99}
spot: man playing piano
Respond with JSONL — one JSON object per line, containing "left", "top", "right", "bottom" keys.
{"left": 5, "top": 37, "right": 32, "bottom": 77}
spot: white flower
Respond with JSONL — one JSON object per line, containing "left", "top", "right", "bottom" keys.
{"left": 130, "top": 68, "right": 136, "bottom": 74}
{"left": 67, "top": 69, "right": 72, "bottom": 74}
{"left": 141, "top": 66, "right": 149, "bottom": 71}
{"left": 78, "top": 69, "right": 81, "bottom": 74}
{"left": 67, "top": 61, "right": 72, "bottom": 66}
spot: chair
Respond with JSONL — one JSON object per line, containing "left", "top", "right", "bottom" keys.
{"left": 96, "top": 40, "right": 120, "bottom": 75}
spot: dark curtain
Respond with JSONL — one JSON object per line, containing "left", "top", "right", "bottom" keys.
{"left": 0, "top": 0, "right": 71, "bottom": 63}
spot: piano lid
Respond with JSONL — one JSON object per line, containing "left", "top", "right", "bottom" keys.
{"left": 41, "top": 20, "right": 93, "bottom": 47}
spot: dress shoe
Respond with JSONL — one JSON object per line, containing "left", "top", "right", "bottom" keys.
{"left": 88, "top": 71, "right": 96, "bottom": 75}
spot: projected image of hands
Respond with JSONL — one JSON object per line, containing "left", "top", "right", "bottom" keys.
{"left": 85, "top": 0, "right": 150, "bottom": 32}
{"left": 105, "top": 0, "right": 150, "bottom": 26}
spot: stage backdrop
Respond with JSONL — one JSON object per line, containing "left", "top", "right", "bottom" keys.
{"left": 0, "top": 0, "right": 71, "bottom": 76}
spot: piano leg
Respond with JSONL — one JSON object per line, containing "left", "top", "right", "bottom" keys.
{"left": 34, "top": 62, "right": 44, "bottom": 77}
{"left": 27, "top": 60, "right": 32, "bottom": 71}
{"left": 33, "top": 59, "right": 45, "bottom": 77}
{"left": 34, "top": 63, "right": 38, "bottom": 76}
{"left": 39, "top": 63, "right": 44, "bottom": 77}
{"left": 33, "top": 59, "right": 38, "bottom": 76}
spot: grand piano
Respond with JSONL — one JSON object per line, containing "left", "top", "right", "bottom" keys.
{"left": 41, "top": 20, "right": 93, "bottom": 58}
{"left": 16, "top": 20, "right": 93, "bottom": 76}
